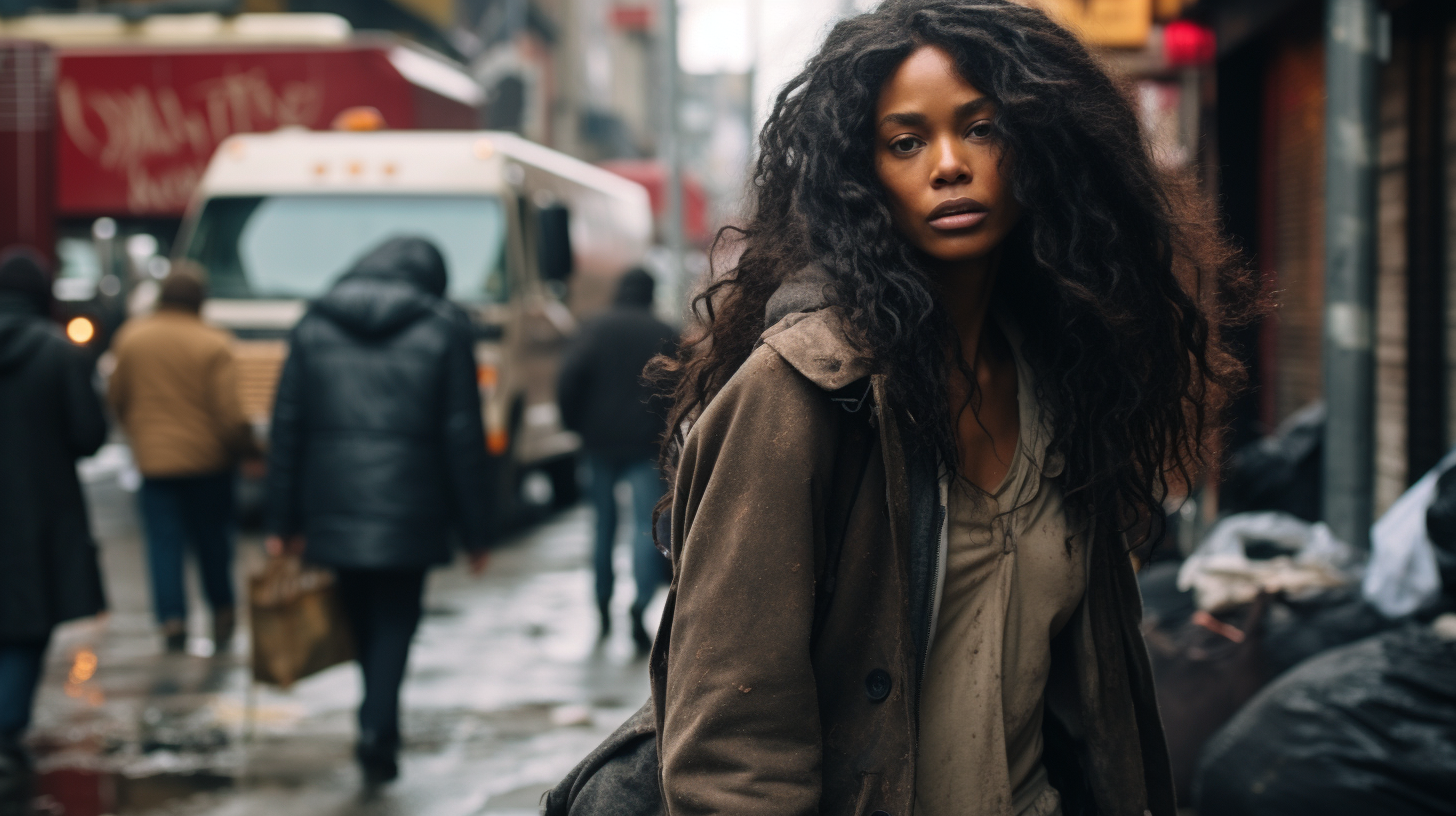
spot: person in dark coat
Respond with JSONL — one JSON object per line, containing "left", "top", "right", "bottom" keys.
{"left": 556, "top": 268, "right": 677, "bottom": 652}
{"left": 264, "top": 236, "right": 492, "bottom": 787}
{"left": 0, "top": 250, "right": 107, "bottom": 811}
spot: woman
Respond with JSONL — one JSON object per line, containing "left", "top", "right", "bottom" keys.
{"left": 649, "top": 2, "right": 1246, "bottom": 815}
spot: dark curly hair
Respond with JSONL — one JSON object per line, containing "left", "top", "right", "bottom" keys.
{"left": 656, "top": 0, "right": 1252, "bottom": 548}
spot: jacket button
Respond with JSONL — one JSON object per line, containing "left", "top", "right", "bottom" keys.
{"left": 864, "top": 669, "right": 892, "bottom": 702}
{"left": 872, "top": 811, "right": 890, "bottom": 816}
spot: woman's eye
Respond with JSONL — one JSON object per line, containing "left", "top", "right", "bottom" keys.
{"left": 889, "top": 136, "right": 923, "bottom": 154}
{"left": 968, "top": 121, "right": 994, "bottom": 139}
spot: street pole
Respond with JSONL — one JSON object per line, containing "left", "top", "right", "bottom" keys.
{"left": 661, "top": 0, "right": 686, "bottom": 305}
{"left": 1323, "top": 0, "right": 1380, "bottom": 549}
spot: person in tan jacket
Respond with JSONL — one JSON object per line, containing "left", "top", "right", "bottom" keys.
{"left": 109, "top": 270, "right": 256, "bottom": 653}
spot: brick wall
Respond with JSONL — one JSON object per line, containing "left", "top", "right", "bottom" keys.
{"left": 1260, "top": 33, "right": 1326, "bottom": 425}
{"left": 1375, "top": 38, "right": 1409, "bottom": 516}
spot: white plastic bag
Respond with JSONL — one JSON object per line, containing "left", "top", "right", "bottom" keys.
{"left": 1177, "top": 511, "right": 1361, "bottom": 612}
{"left": 1362, "top": 448, "right": 1456, "bottom": 618}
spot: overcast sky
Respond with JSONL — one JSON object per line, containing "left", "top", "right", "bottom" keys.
{"left": 680, "top": 0, "right": 875, "bottom": 131}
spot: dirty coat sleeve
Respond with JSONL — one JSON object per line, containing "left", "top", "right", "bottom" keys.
{"left": 661, "top": 349, "right": 835, "bottom": 815}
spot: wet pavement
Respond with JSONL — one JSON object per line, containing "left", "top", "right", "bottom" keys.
{"left": 29, "top": 444, "right": 660, "bottom": 816}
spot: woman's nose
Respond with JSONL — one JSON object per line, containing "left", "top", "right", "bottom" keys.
{"left": 931, "top": 140, "right": 971, "bottom": 187}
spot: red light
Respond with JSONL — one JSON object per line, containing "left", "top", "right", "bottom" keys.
{"left": 609, "top": 5, "right": 652, "bottom": 32}
{"left": 1164, "top": 20, "right": 1216, "bottom": 67}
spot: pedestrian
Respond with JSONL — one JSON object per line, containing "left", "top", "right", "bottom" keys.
{"left": 108, "top": 268, "right": 257, "bottom": 655}
{"left": 0, "top": 249, "right": 107, "bottom": 813}
{"left": 556, "top": 268, "right": 677, "bottom": 653}
{"left": 264, "top": 236, "right": 493, "bottom": 788}
{"left": 649, "top": 2, "right": 1250, "bottom": 815}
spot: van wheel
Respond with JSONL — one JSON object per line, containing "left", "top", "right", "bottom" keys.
{"left": 495, "top": 399, "right": 525, "bottom": 530}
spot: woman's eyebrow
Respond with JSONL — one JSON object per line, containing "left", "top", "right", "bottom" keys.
{"left": 879, "top": 110, "right": 927, "bottom": 128}
{"left": 878, "top": 96, "right": 992, "bottom": 129}
{"left": 956, "top": 96, "right": 993, "bottom": 117}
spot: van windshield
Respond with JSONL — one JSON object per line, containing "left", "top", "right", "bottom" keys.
{"left": 183, "top": 195, "right": 510, "bottom": 303}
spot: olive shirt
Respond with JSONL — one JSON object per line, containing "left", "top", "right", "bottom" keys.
{"left": 914, "top": 322, "right": 1087, "bottom": 816}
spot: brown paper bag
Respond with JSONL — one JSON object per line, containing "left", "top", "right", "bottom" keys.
{"left": 249, "top": 555, "right": 354, "bottom": 689}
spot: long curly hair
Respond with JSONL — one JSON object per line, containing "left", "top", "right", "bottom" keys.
{"left": 655, "top": 0, "right": 1252, "bottom": 548}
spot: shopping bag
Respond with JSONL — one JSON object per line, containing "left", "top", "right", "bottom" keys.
{"left": 249, "top": 555, "right": 354, "bottom": 689}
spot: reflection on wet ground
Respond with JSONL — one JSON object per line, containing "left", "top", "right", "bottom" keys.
{"left": 31, "top": 447, "right": 657, "bottom": 815}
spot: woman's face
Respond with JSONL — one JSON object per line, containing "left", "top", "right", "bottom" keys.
{"left": 874, "top": 45, "right": 1022, "bottom": 267}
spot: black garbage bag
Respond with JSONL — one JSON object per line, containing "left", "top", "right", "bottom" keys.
{"left": 1261, "top": 586, "right": 1397, "bottom": 677}
{"left": 1138, "top": 561, "right": 1196, "bottom": 631}
{"left": 1426, "top": 467, "right": 1456, "bottom": 592}
{"left": 1194, "top": 622, "right": 1456, "bottom": 816}
{"left": 1145, "top": 595, "right": 1270, "bottom": 804}
{"left": 1221, "top": 401, "right": 1324, "bottom": 522}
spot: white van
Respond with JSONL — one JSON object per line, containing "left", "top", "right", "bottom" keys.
{"left": 174, "top": 129, "right": 654, "bottom": 513}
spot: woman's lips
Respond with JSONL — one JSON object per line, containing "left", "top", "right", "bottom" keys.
{"left": 928, "top": 210, "right": 989, "bottom": 231}
{"left": 926, "top": 197, "right": 990, "bottom": 231}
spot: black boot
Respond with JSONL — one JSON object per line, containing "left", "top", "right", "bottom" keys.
{"left": 597, "top": 602, "right": 612, "bottom": 641}
{"left": 212, "top": 607, "right": 236, "bottom": 656}
{"left": 356, "top": 730, "right": 399, "bottom": 788}
{"left": 162, "top": 619, "right": 188, "bottom": 654}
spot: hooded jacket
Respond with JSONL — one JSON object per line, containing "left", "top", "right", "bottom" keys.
{"left": 651, "top": 268, "right": 1175, "bottom": 816}
{"left": 264, "top": 238, "right": 493, "bottom": 568}
{"left": 0, "top": 293, "right": 108, "bottom": 640}
{"left": 557, "top": 270, "right": 678, "bottom": 461}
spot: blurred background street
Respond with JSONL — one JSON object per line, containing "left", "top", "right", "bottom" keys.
{"left": 3, "top": 0, "right": 1456, "bottom": 814}
{"left": 30, "top": 442, "right": 657, "bottom": 816}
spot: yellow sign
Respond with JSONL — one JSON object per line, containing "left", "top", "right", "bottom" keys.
{"left": 390, "top": 0, "right": 455, "bottom": 30}
{"left": 1019, "top": 0, "right": 1154, "bottom": 49}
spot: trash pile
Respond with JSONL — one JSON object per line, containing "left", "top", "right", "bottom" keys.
{"left": 1142, "top": 405, "right": 1456, "bottom": 813}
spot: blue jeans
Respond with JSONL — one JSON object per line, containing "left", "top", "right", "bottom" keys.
{"left": 138, "top": 472, "right": 237, "bottom": 626}
{"left": 0, "top": 637, "right": 49, "bottom": 742}
{"left": 587, "top": 456, "right": 669, "bottom": 614}
{"left": 335, "top": 569, "right": 426, "bottom": 751}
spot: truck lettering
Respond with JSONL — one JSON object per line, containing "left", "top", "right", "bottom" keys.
{"left": 58, "top": 69, "right": 322, "bottom": 211}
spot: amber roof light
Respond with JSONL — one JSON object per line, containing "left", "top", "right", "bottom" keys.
{"left": 331, "top": 106, "right": 387, "bottom": 132}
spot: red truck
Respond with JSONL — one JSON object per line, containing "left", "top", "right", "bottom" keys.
{"left": 0, "top": 13, "right": 482, "bottom": 346}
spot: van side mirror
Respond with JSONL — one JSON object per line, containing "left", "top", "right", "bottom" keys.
{"left": 537, "top": 204, "right": 573, "bottom": 283}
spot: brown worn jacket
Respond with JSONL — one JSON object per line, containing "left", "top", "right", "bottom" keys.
{"left": 651, "top": 290, "right": 1175, "bottom": 815}
{"left": 109, "top": 309, "right": 255, "bottom": 478}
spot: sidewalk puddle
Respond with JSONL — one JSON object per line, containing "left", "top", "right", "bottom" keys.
{"left": 33, "top": 767, "right": 231, "bottom": 816}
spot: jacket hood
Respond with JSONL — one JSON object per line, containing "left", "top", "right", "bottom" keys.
{"left": 760, "top": 264, "right": 872, "bottom": 391}
{"left": 314, "top": 276, "right": 439, "bottom": 339}
{"left": 0, "top": 293, "right": 50, "bottom": 373}
{"left": 313, "top": 236, "right": 448, "bottom": 338}
{"left": 764, "top": 263, "right": 834, "bottom": 328}
{"left": 347, "top": 236, "right": 449, "bottom": 298}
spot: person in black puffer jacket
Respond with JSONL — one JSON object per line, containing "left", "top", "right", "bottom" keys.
{"left": 0, "top": 250, "right": 107, "bottom": 812}
{"left": 557, "top": 268, "right": 678, "bottom": 652}
{"left": 264, "top": 236, "right": 492, "bottom": 787}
